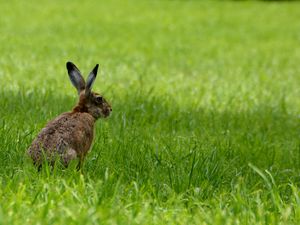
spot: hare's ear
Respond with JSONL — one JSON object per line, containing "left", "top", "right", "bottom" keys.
{"left": 66, "top": 61, "right": 86, "bottom": 94}
{"left": 85, "top": 64, "right": 99, "bottom": 96}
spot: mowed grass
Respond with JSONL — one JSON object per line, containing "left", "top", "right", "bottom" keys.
{"left": 0, "top": 0, "right": 300, "bottom": 224}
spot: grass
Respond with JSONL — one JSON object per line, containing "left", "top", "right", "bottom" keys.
{"left": 0, "top": 0, "right": 300, "bottom": 224}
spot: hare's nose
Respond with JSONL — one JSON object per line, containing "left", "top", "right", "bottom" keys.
{"left": 110, "top": 108, "right": 112, "bottom": 112}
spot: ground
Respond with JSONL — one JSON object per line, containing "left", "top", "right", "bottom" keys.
{"left": 0, "top": 0, "right": 300, "bottom": 224}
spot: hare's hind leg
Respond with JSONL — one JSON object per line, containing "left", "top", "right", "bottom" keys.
{"left": 62, "top": 148, "right": 77, "bottom": 167}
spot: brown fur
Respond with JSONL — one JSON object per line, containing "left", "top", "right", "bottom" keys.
{"left": 27, "top": 111, "right": 95, "bottom": 167}
{"left": 27, "top": 62, "right": 111, "bottom": 169}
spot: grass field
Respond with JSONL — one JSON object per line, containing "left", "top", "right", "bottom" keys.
{"left": 1, "top": 0, "right": 300, "bottom": 224}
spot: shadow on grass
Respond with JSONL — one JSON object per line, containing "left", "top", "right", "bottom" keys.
{"left": 0, "top": 90, "right": 299, "bottom": 196}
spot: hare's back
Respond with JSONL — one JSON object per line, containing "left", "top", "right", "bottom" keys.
{"left": 28, "top": 112, "right": 95, "bottom": 161}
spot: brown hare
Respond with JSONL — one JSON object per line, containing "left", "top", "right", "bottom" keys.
{"left": 27, "top": 62, "right": 112, "bottom": 169}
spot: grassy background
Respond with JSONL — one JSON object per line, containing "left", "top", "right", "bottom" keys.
{"left": 0, "top": 0, "right": 300, "bottom": 224}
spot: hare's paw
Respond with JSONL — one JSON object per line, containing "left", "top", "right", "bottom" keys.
{"left": 62, "top": 148, "right": 77, "bottom": 167}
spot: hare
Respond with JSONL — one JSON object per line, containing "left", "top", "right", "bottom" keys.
{"left": 27, "top": 62, "right": 112, "bottom": 169}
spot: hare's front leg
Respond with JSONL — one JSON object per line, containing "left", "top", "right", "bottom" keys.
{"left": 76, "top": 155, "right": 85, "bottom": 171}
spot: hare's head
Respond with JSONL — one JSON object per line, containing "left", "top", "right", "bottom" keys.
{"left": 66, "top": 61, "right": 112, "bottom": 119}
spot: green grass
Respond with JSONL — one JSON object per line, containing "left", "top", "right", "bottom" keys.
{"left": 1, "top": 0, "right": 300, "bottom": 224}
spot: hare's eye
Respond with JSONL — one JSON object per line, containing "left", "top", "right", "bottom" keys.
{"left": 96, "top": 96, "right": 103, "bottom": 103}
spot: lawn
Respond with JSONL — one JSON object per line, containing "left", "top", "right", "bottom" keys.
{"left": 0, "top": 0, "right": 300, "bottom": 224}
